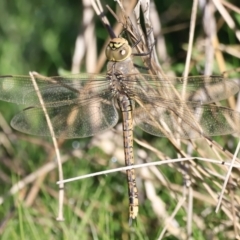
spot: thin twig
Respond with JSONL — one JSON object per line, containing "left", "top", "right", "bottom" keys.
{"left": 57, "top": 157, "right": 240, "bottom": 184}
{"left": 29, "top": 72, "right": 65, "bottom": 221}
{"left": 216, "top": 140, "right": 240, "bottom": 212}
{"left": 158, "top": 197, "right": 186, "bottom": 240}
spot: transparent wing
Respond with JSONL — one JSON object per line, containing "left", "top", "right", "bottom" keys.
{"left": 0, "top": 73, "right": 239, "bottom": 139}
{"left": 0, "top": 74, "right": 110, "bottom": 106}
{"left": 127, "top": 74, "right": 239, "bottom": 104}
{"left": 0, "top": 74, "right": 238, "bottom": 106}
{"left": 11, "top": 96, "right": 119, "bottom": 138}
{"left": 116, "top": 73, "right": 240, "bottom": 139}
{"left": 134, "top": 98, "right": 240, "bottom": 139}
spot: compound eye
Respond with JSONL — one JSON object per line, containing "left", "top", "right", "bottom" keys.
{"left": 105, "top": 38, "right": 132, "bottom": 61}
{"left": 120, "top": 49, "right": 126, "bottom": 56}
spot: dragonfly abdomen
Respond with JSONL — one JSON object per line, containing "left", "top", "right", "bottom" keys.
{"left": 117, "top": 94, "right": 139, "bottom": 220}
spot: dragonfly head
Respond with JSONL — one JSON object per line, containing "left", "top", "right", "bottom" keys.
{"left": 105, "top": 38, "right": 132, "bottom": 62}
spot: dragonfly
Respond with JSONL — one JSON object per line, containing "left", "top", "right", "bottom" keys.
{"left": 0, "top": 37, "right": 240, "bottom": 221}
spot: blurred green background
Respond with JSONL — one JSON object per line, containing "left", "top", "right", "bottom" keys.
{"left": 0, "top": 1, "right": 82, "bottom": 75}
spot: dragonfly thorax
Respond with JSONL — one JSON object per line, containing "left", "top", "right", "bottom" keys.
{"left": 106, "top": 48, "right": 137, "bottom": 98}
{"left": 105, "top": 38, "right": 132, "bottom": 62}
{"left": 108, "top": 72, "right": 134, "bottom": 97}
